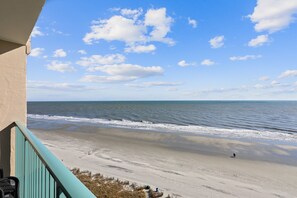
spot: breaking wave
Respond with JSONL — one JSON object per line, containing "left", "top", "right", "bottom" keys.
{"left": 27, "top": 114, "right": 297, "bottom": 142}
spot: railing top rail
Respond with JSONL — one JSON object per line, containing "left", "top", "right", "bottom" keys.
{"left": 14, "top": 121, "right": 96, "bottom": 198}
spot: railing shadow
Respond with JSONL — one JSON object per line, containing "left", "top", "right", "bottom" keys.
{"left": 0, "top": 123, "right": 15, "bottom": 177}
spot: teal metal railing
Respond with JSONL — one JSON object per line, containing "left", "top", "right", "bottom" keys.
{"left": 14, "top": 122, "right": 96, "bottom": 198}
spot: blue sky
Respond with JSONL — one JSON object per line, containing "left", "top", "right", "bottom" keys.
{"left": 27, "top": 0, "right": 297, "bottom": 101}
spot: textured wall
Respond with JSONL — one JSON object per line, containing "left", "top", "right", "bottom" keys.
{"left": 0, "top": 39, "right": 27, "bottom": 176}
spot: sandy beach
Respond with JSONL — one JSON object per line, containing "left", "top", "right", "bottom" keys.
{"left": 32, "top": 126, "right": 297, "bottom": 198}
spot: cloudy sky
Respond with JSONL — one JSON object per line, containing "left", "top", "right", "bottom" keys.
{"left": 28, "top": 0, "right": 297, "bottom": 101}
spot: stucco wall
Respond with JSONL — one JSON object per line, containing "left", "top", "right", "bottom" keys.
{"left": 0, "top": 39, "right": 27, "bottom": 176}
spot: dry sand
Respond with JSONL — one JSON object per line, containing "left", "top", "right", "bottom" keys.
{"left": 33, "top": 128, "right": 297, "bottom": 198}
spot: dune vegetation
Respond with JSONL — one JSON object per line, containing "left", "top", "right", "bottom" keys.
{"left": 72, "top": 168, "right": 168, "bottom": 198}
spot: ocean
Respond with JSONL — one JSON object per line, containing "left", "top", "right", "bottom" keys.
{"left": 27, "top": 101, "right": 297, "bottom": 142}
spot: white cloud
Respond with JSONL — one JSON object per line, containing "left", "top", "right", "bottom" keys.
{"left": 254, "top": 81, "right": 288, "bottom": 89}
{"left": 279, "top": 70, "right": 297, "bottom": 78}
{"left": 167, "top": 87, "right": 178, "bottom": 91}
{"left": 188, "top": 18, "right": 197, "bottom": 28}
{"left": 83, "top": 8, "right": 174, "bottom": 49}
{"left": 120, "top": 8, "right": 143, "bottom": 20}
{"left": 125, "top": 44, "right": 156, "bottom": 53}
{"left": 27, "top": 81, "right": 98, "bottom": 91}
{"left": 50, "top": 28, "right": 70, "bottom": 36}
{"left": 29, "top": 48, "right": 44, "bottom": 57}
{"left": 248, "top": 34, "right": 269, "bottom": 47}
{"left": 47, "top": 61, "right": 76, "bottom": 73}
{"left": 128, "top": 81, "right": 182, "bottom": 88}
{"left": 78, "top": 50, "right": 87, "bottom": 55}
{"left": 77, "top": 54, "right": 125, "bottom": 67}
{"left": 178, "top": 60, "right": 195, "bottom": 67}
{"left": 78, "top": 53, "right": 163, "bottom": 83}
{"left": 190, "top": 81, "right": 296, "bottom": 98}
{"left": 200, "top": 87, "right": 248, "bottom": 94}
{"left": 144, "top": 8, "right": 174, "bottom": 45}
{"left": 230, "top": 55, "right": 262, "bottom": 61}
{"left": 259, "top": 76, "right": 270, "bottom": 81}
{"left": 201, "top": 59, "right": 215, "bottom": 66}
{"left": 31, "top": 26, "right": 44, "bottom": 37}
{"left": 87, "top": 64, "right": 163, "bottom": 77}
{"left": 80, "top": 75, "right": 137, "bottom": 83}
{"left": 143, "top": 81, "right": 181, "bottom": 87}
{"left": 209, "top": 35, "right": 224, "bottom": 48}
{"left": 27, "top": 80, "right": 105, "bottom": 92}
{"left": 83, "top": 15, "right": 146, "bottom": 44}
{"left": 254, "top": 84, "right": 266, "bottom": 89}
{"left": 271, "top": 80, "right": 280, "bottom": 85}
{"left": 53, "top": 49, "right": 67, "bottom": 57}
{"left": 249, "top": 0, "right": 297, "bottom": 33}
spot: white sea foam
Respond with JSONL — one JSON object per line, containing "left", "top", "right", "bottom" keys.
{"left": 27, "top": 114, "right": 297, "bottom": 142}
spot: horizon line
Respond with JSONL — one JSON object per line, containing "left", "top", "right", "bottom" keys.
{"left": 27, "top": 99, "right": 297, "bottom": 102}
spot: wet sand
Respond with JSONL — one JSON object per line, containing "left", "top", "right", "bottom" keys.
{"left": 32, "top": 127, "right": 297, "bottom": 198}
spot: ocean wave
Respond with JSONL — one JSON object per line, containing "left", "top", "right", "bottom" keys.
{"left": 27, "top": 114, "right": 297, "bottom": 142}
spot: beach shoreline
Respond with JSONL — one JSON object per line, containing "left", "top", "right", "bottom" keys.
{"left": 31, "top": 126, "right": 297, "bottom": 197}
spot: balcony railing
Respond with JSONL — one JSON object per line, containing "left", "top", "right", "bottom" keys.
{"left": 13, "top": 122, "right": 96, "bottom": 198}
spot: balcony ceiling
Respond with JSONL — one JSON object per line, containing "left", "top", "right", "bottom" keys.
{"left": 0, "top": 0, "right": 45, "bottom": 45}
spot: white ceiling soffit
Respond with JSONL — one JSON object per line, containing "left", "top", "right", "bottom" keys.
{"left": 0, "top": 0, "right": 45, "bottom": 45}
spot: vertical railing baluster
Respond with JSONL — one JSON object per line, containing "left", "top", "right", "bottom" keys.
{"left": 31, "top": 148, "right": 33, "bottom": 198}
{"left": 46, "top": 168, "right": 49, "bottom": 198}
{"left": 36, "top": 154, "right": 39, "bottom": 198}
{"left": 32, "top": 145, "right": 34, "bottom": 198}
{"left": 28, "top": 143, "right": 30, "bottom": 198}
{"left": 44, "top": 164, "right": 46, "bottom": 198}
{"left": 34, "top": 151, "right": 38, "bottom": 198}
{"left": 22, "top": 135, "right": 25, "bottom": 197}
{"left": 50, "top": 174, "right": 54, "bottom": 198}
{"left": 49, "top": 172, "right": 51, "bottom": 198}
{"left": 38, "top": 160, "right": 40, "bottom": 198}
{"left": 28, "top": 142, "right": 31, "bottom": 198}
{"left": 31, "top": 148, "right": 35, "bottom": 198}
{"left": 27, "top": 143, "right": 29, "bottom": 198}
{"left": 36, "top": 152, "right": 39, "bottom": 198}
{"left": 40, "top": 159, "right": 42, "bottom": 198}
{"left": 28, "top": 144, "right": 32, "bottom": 198}
{"left": 31, "top": 144, "right": 33, "bottom": 198}
{"left": 25, "top": 141, "right": 28, "bottom": 198}
{"left": 42, "top": 163, "right": 45, "bottom": 198}
{"left": 54, "top": 181, "right": 56, "bottom": 198}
